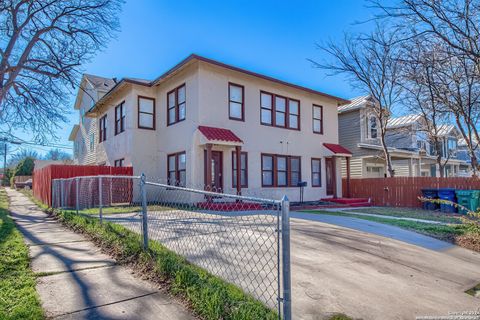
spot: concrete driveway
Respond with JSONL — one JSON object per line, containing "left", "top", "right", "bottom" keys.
{"left": 292, "top": 211, "right": 453, "bottom": 251}
{"left": 95, "top": 208, "right": 480, "bottom": 319}
{"left": 290, "top": 217, "right": 480, "bottom": 320}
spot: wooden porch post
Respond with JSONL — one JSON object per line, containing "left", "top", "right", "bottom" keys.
{"left": 235, "top": 145, "right": 242, "bottom": 196}
{"left": 206, "top": 143, "right": 213, "bottom": 191}
{"left": 332, "top": 157, "right": 337, "bottom": 198}
{"left": 346, "top": 156, "right": 351, "bottom": 198}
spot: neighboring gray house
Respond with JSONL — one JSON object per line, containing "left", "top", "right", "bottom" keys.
{"left": 338, "top": 96, "right": 470, "bottom": 178}
{"left": 457, "top": 137, "right": 480, "bottom": 175}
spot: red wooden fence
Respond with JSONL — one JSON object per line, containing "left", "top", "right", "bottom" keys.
{"left": 342, "top": 177, "right": 480, "bottom": 207}
{"left": 33, "top": 165, "right": 133, "bottom": 206}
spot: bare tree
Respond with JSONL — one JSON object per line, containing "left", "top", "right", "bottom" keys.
{"left": 7, "top": 148, "right": 39, "bottom": 167}
{"left": 0, "top": 0, "right": 123, "bottom": 141}
{"left": 43, "top": 148, "right": 71, "bottom": 161}
{"left": 434, "top": 48, "right": 480, "bottom": 175}
{"left": 310, "top": 26, "right": 402, "bottom": 177}
{"left": 400, "top": 38, "right": 452, "bottom": 176}
{"left": 371, "top": 0, "right": 480, "bottom": 175}
{"left": 371, "top": 0, "right": 480, "bottom": 63}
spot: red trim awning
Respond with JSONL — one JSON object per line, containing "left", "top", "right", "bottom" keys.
{"left": 323, "top": 143, "right": 352, "bottom": 155}
{"left": 198, "top": 126, "right": 243, "bottom": 143}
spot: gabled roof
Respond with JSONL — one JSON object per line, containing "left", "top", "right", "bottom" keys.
{"left": 68, "top": 124, "right": 79, "bottom": 141}
{"left": 87, "top": 54, "right": 350, "bottom": 115}
{"left": 387, "top": 114, "right": 422, "bottom": 129}
{"left": 84, "top": 74, "right": 116, "bottom": 92}
{"left": 458, "top": 137, "right": 479, "bottom": 147}
{"left": 338, "top": 95, "right": 371, "bottom": 113}
{"left": 436, "top": 124, "right": 457, "bottom": 137}
{"left": 198, "top": 126, "right": 243, "bottom": 143}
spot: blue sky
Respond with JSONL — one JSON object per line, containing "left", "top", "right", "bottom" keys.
{"left": 12, "top": 0, "right": 377, "bottom": 158}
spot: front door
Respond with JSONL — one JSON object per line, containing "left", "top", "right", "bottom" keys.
{"left": 325, "top": 157, "right": 336, "bottom": 196}
{"left": 204, "top": 150, "right": 223, "bottom": 192}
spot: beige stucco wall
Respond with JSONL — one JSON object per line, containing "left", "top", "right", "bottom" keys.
{"left": 189, "top": 62, "right": 343, "bottom": 201}
{"left": 73, "top": 60, "right": 345, "bottom": 201}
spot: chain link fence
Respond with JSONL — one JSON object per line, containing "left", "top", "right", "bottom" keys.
{"left": 52, "top": 174, "right": 291, "bottom": 319}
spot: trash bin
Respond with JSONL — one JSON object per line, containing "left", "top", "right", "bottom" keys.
{"left": 438, "top": 188, "right": 457, "bottom": 213}
{"left": 455, "top": 190, "right": 480, "bottom": 214}
{"left": 421, "top": 188, "right": 439, "bottom": 210}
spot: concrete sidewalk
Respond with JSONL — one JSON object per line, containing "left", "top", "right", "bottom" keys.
{"left": 6, "top": 188, "right": 193, "bottom": 320}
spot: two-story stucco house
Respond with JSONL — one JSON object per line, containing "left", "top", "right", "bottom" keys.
{"left": 69, "top": 54, "right": 351, "bottom": 201}
{"left": 338, "top": 96, "right": 470, "bottom": 178}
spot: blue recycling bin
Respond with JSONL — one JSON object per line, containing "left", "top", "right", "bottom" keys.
{"left": 421, "top": 188, "right": 438, "bottom": 210}
{"left": 438, "top": 188, "right": 457, "bottom": 213}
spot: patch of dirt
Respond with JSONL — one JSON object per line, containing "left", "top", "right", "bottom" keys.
{"left": 455, "top": 233, "right": 480, "bottom": 253}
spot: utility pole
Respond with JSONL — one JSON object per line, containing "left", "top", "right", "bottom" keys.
{"left": 1, "top": 137, "right": 22, "bottom": 186}
{"left": 3, "top": 142, "right": 6, "bottom": 185}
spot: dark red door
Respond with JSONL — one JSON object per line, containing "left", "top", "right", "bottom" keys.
{"left": 204, "top": 151, "right": 223, "bottom": 192}
{"left": 325, "top": 157, "right": 335, "bottom": 196}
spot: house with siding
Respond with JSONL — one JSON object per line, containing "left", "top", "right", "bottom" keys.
{"left": 69, "top": 54, "right": 351, "bottom": 201}
{"left": 338, "top": 96, "right": 470, "bottom": 178}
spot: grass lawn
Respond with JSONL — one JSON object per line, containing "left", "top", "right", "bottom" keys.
{"left": 305, "top": 210, "right": 468, "bottom": 242}
{"left": 0, "top": 189, "right": 44, "bottom": 320}
{"left": 348, "top": 207, "right": 462, "bottom": 224}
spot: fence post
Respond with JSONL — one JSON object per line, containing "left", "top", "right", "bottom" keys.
{"left": 75, "top": 177, "right": 79, "bottom": 214}
{"left": 51, "top": 180, "right": 56, "bottom": 208}
{"left": 281, "top": 195, "right": 291, "bottom": 320}
{"left": 98, "top": 176, "right": 103, "bottom": 224}
{"left": 140, "top": 173, "right": 148, "bottom": 250}
{"left": 60, "top": 179, "right": 64, "bottom": 209}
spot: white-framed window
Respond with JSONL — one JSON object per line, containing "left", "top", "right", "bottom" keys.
{"left": 89, "top": 133, "right": 95, "bottom": 152}
{"left": 447, "top": 138, "right": 457, "bottom": 157}
{"left": 74, "top": 141, "right": 80, "bottom": 157}
{"left": 367, "top": 115, "right": 378, "bottom": 139}
{"left": 366, "top": 166, "right": 382, "bottom": 173}
{"left": 81, "top": 107, "right": 86, "bottom": 124}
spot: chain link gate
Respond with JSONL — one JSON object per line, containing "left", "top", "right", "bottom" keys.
{"left": 52, "top": 174, "right": 291, "bottom": 319}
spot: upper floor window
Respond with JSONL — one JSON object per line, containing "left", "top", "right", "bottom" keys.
{"left": 229, "top": 83, "right": 244, "bottom": 121}
{"left": 260, "top": 91, "right": 300, "bottom": 130}
{"left": 115, "top": 101, "right": 125, "bottom": 134}
{"left": 89, "top": 133, "right": 95, "bottom": 152}
{"left": 447, "top": 138, "right": 457, "bottom": 157}
{"left": 99, "top": 115, "right": 107, "bottom": 142}
{"left": 313, "top": 105, "right": 323, "bottom": 134}
{"left": 167, "top": 84, "right": 186, "bottom": 125}
{"left": 367, "top": 115, "right": 378, "bottom": 139}
{"left": 80, "top": 107, "right": 85, "bottom": 124}
{"left": 114, "top": 158, "right": 124, "bottom": 167}
{"left": 232, "top": 151, "right": 248, "bottom": 188}
{"left": 261, "top": 154, "right": 301, "bottom": 187}
{"left": 74, "top": 141, "right": 79, "bottom": 158}
{"left": 138, "top": 96, "right": 155, "bottom": 130}
{"left": 167, "top": 152, "right": 186, "bottom": 186}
